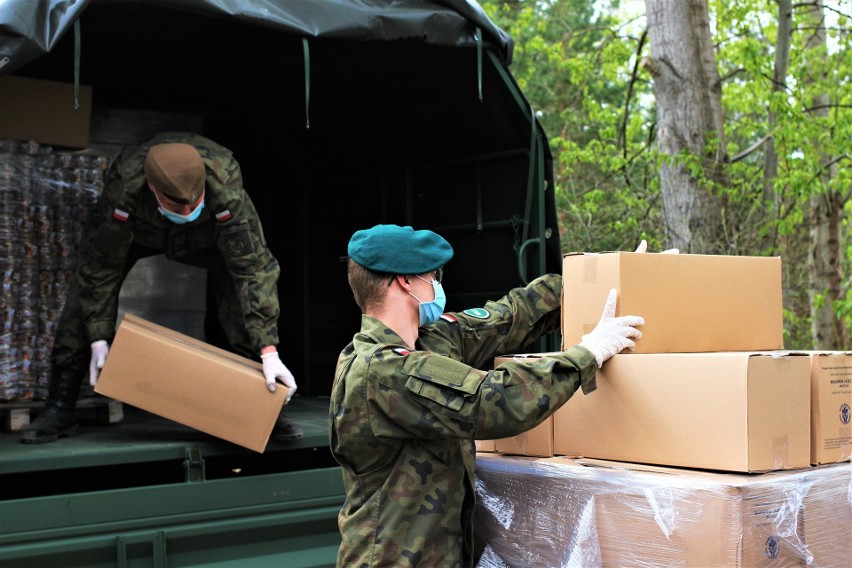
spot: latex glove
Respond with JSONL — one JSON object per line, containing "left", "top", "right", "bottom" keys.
{"left": 261, "top": 352, "right": 297, "bottom": 402}
{"left": 579, "top": 288, "right": 645, "bottom": 367}
{"left": 634, "top": 239, "right": 679, "bottom": 254}
{"left": 89, "top": 340, "right": 110, "bottom": 386}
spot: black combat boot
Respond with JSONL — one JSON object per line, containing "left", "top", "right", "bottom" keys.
{"left": 271, "top": 410, "right": 304, "bottom": 441}
{"left": 20, "top": 368, "right": 82, "bottom": 444}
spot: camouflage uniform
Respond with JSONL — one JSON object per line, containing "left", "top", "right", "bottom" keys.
{"left": 53, "top": 132, "right": 280, "bottom": 373}
{"left": 330, "top": 273, "right": 597, "bottom": 567}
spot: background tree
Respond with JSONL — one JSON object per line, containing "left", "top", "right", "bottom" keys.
{"left": 481, "top": 0, "right": 850, "bottom": 349}
{"left": 642, "top": 0, "right": 728, "bottom": 253}
{"left": 482, "top": 0, "right": 666, "bottom": 254}
{"left": 801, "top": 0, "right": 848, "bottom": 349}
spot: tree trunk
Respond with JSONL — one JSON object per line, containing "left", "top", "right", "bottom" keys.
{"left": 643, "top": 0, "right": 727, "bottom": 253}
{"left": 762, "top": 0, "right": 792, "bottom": 203}
{"left": 803, "top": 1, "right": 846, "bottom": 349}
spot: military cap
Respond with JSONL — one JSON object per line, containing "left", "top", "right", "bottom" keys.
{"left": 348, "top": 224, "right": 453, "bottom": 274}
{"left": 144, "top": 143, "right": 205, "bottom": 204}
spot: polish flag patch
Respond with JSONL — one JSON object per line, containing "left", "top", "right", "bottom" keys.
{"left": 392, "top": 348, "right": 411, "bottom": 356}
{"left": 439, "top": 314, "right": 457, "bottom": 324}
{"left": 215, "top": 209, "right": 233, "bottom": 223}
{"left": 112, "top": 208, "right": 129, "bottom": 222}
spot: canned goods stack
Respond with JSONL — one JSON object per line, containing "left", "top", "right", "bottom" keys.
{"left": 0, "top": 139, "right": 106, "bottom": 401}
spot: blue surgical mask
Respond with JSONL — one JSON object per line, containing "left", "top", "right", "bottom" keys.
{"left": 155, "top": 192, "right": 205, "bottom": 224}
{"left": 409, "top": 275, "right": 446, "bottom": 326}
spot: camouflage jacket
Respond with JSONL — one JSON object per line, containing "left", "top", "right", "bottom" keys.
{"left": 76, "top": 132, "right": 281, "bottom": 350}
{"left": 330, "top": 273, "right": 597, "bottom": 567}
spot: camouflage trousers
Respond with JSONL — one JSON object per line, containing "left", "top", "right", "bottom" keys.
{"left": 52, "top": 243, "right": 254, "bottom": 378}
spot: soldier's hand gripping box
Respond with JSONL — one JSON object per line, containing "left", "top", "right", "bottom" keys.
{"left": 561, "top": 251, "right": 784, "bottom": 353}
{"left": 95, "top": 314, "right": 287, "bottom": 453}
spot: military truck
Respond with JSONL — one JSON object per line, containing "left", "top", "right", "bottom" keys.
{"left": 0, "top": 2, "right": 562, "bottom": 565}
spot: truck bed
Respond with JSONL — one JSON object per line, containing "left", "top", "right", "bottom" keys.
{"left": 0, "top": 396, "right": 344, "bottom": 567}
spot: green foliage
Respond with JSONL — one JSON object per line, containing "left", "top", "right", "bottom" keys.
{"left": 480, "top": 0, "right": 850, "bottom": 348}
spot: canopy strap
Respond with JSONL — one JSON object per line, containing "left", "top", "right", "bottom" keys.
{"left": 523, "top": 103, "right": 536, "bottom": 243}
{"left": 475, "top": 27, "right": 483, "bottom": 101}
{"left": 303, "top": 38, "right": 311, "bottom": 129}
{"left": 73, "top": 19, "right": 81, "bottom": 111}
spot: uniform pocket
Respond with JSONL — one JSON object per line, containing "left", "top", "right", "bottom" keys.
{"left": 404, "top": 356, "right": 484, "bottom": 411}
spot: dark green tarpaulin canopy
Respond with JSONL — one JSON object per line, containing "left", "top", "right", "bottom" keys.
{"left": 0, "top": 0, "right": 514, "bottom": 77}
{"left": 0, "top": 0, "right": 561, "bottom": 393}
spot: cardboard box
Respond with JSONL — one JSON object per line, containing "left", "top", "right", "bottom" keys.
{"left": 561, "top": 252, "right": 784, "bottom": 353}
{"left": 95, "top": 314, "right": 287, "bottom": 453}
{"left": 495, "top": 418, "right": 553, "bottom": 458}
{"left": 0, "top": 75, "right": 93, "bottom": 148}
{"left": 475, "top": 454, "right": 850, "bottom": 568}
{"left": 807, "top": 350, "right": 852, "bottom": 464}
{"left": 475, "top": 439, "right": 497, "bottom": 453}
{"left": 553, "top": 351, "right": 811, "bottom": 472}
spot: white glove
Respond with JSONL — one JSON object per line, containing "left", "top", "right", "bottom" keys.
{"left": 634, "top": 239, "right": 679, "bottom": 254}
{"left": 261, "top": 352, "right": 297, "bottom": 402}
{"left": 89, "top": 340, "right": 109, "bottom": 386}
{"left": 579, "top": 288, "right": 645, "bottom": 367}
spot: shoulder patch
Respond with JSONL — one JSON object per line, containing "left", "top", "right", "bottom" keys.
{"left": 223, "top": 227, "right": 253, "bottom": 257}
{"left": 112, "top": 208, "right": 130, "bottom": 222}
{"left": 215, "top": 209, "right": 233, "bottom": 223}
{"left": 439, "top": 314, "right": 457, "bottom": 324}
{"left": 463, "top": 308, "right": 490, "bottom": 319}
{"left": 392, "top": 347, "right": 411, "bottom": 356}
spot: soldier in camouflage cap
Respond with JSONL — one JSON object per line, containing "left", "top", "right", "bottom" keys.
{"left": 331, "top": 223, "right": 645, "bottom": 567}
{"left": 21, "top": 132, "right": 301, "bottom": 444}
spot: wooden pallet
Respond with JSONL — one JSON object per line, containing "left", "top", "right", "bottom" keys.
{"left": 0, "top": 396, "right": 123, "bottom": 433}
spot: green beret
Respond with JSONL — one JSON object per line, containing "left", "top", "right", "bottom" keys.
{"left": 348, "top": 224, "right": 453, "bottom": 274}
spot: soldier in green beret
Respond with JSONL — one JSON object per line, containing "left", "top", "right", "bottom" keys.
{"left": 331, "top": 223, "right": 645, "bottom": 567}
{"left": 21, "top": 132, "right": 301, "bottom": 444}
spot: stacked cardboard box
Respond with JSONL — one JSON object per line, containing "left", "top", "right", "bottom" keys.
{"left": 479, "top": 253, "right": 851, "bottom": 470}
{"left": 475, "top": 454, "right": 851, "bottom": 568}
{"left": 474, "top": 251, "right": 851, "bottom": 566}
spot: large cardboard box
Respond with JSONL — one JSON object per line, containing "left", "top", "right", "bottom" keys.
{"left": 561, "top": 252, "right": 784, "bottom": 353}
{"left": 0, "top": 75, "right": 93, "bottom": 148}
{"left": 553, "top": 351, "right": 811, "bottom": 472}
{"left": 807, "top": 350, "right": 852, "bottom": 464}
{"left": 475, "top": 454, "right": 851, "bottom": 568}
{"left": 95, "top": 314, "right": 287, "bottom": 453}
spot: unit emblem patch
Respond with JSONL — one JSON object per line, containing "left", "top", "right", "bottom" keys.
{"left": 225, "top": 230, "right": 252, "bottom": 257}
{"left": 463, "top": 308, "right": 489, "bottom": 319}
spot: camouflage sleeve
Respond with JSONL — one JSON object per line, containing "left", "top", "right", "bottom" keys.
{"left": 364, "top": 343, "right": 595, "bottom": 441}
{"left": 77, "top": 159, "right": 134, "bottom": 343}
{"left": 213, "top": 164, "right": 281, "bottom": 350}
{"left": 430, "top": 273, "right": 563, "bottom": 369}
{"left": 475, "top": 345, "right": 596, "bottom": 439}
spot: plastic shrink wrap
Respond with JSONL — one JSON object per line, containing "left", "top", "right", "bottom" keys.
{"left": 0, "top": 139, "right": 104, "bottom": 401}
{"left": 474, "top": 455, "right": 851, "bottom": 568}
